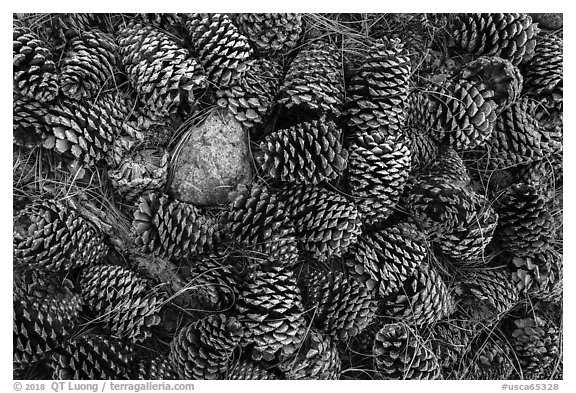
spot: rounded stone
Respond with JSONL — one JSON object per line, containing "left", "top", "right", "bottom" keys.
{"left": 530, "top": 13, "right": 562, "bottom": 30}
{"left": 168, "top": 111, "right": 253, "bottom": 206}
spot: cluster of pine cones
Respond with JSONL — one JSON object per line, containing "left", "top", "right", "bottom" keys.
{"left": 13, "top": 13, "right": 562, "bottom": 380}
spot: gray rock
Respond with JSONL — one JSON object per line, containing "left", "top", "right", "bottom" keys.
{"left": 530, "top": 13, "right": 563, "bottom": 30}
{"left": 168, "top": 111, "right": 253, "bottom": 206}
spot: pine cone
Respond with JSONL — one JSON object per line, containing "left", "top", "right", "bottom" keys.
{"left": 108, "top": 148, "right": 169, "bottom": 203}
{"left": 227, "top": 360, "right": 277, "bottom": 380}
{"left": 462, "top": 333, "right": 514, "bottom": 379}
{"left": 236, "top": 264, "right": 307, "bottom": 362}
{"left": 373, "top": 323, "right": 440, "bottom": 380}
{"left": 49, "top": 335, "right": 132, "bottom": 380}
{"left": 458, "top": 56, "right": 523, "bottom": 113}
{"left": 298, "top": 268, "right": 377, "bottom": 341}
{"left": 44, "top": 13, "right": 102, "bottom": 48}
{"left": 278, "top": 330, "right": 341, "bottom": 380}
{"left": 225, "top": 183, "right": 298, "bottom": 267}
{"left": 80, "top": 264, "right": 164, "bottom": 341}
{"left": 345, "top": 38, "right": 411, "bottom": 136}
{"left": 13, "top": 273, "right": 83, "bottom": 370}
{"left": 347, "top": 222, "right": 427, "bottom": 297}
{"left": 457, "top": 268, "right": 520, "bottom": 325}
{"left": 278, "top": 185, "right": 362, "bottom": 261}
{"left": 13, "top": 93, "right": 50, "bottom": 147}
{"left": 418, "top": 146, "right": 470, "bottom": 187}
{"left": 44, "top": 93, "right": 142, "bottom": 167}
{"left": 60, "top": 29, "right": 117, "bottom": 99}
{"left": 494, "top": 183, "right": 555, "bottom": 256}
{"left": 277, "top": 40, "right": 344, "bottom": 118}
{"left": 259, "top": 118, "right": 348, "bottom": 184}
{"left": 136, "top": 13, "right": 183, "bottom": 32}
{"left": 235, "top": 13, "right": 303, "bottom": 55}
{"left": 13, "top": 199, "right": 108, "bottom": 272}
{"left": 170, "top": 314, "right": 244, "bottom": 379}
{"left": 508, "top": 315, "right": 561, "bottom": 379}
{"left": 216, "top": 57, "right": 282, "bottom": 128}
{"left": 423, "top": 80, "right": 497, "bottom": 150}
{"left": 427, "top": 316, "right": 476, "bottom": 375}
{"left": 117, "top": 22, "right": 206, "bottom": 118}
{"left": 450, "top": 13, "right": 539, "bottom": 65}
{"left": 132, "top": 193, "right": 220, "bottom": 259}
{"left": 511, "top": 248, "right": 562, "bottom": 297}
{"left": 381, "top": 263, "right": 455, "bottom": 326}
{"left": 188, "top": 256, "right": 240, "bottom": 312}
{"left": 184, "top": 13, "right": 253, "bottom": 87}
{"left": 13, "top": 25, "right": 59, "bottom": 102}
{"left": 522, "top": 33, "right": 563, "bottom": 107}
{"left": 348, "top": 131, "right": 411, "bottom": 225}
{"left": 137, "top": 355, "right": 178, "bottom": 380}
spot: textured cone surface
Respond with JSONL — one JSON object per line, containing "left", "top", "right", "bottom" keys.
{"left": 260, "top": 118, "right": 348, "bottom": 184}
{"left": 184, "top": 13, "right": 253, "bottom": 87}
{"left": 458, "top": 56, "right": 523, "bottom": 113}
{"left": 437, "top": 192, "right": 498, "bottom": 264}
{"left": 13, "top": 199, "right": 107, "bottom": 272}
{"left": 170, "top": 314, "right": 244, "bottom": 379}
{"left": 44, "top": 93, "right": 142, "bottom": 167}
{"left": 511, "top": 248, "right": 562, "bottom": 297}
{"left": 494, "top": 183, "right": 554, "bottom": 256}
{"left": 13, "top": 25, "right": 59, "bottom": 102}
{"left": 278, "top": 185, "right": 362, "bottom": 261}
{"left": 509, "top": 315, "right": 561, "bottom": 379}
{"left": 418, "top": 146, "right": 471, "bottom": 187}
{"left": 277, "top": 41, "right": 344, "bottom": 117}
{"left": 227, "top": 360, "right": 277, "bottom": 379}
{"left": 428, "top": 316, "right": 476, "bottom": 374}
{"left": 457, "top": 268, "right": 520, "bottom": 324}
{"left": 235, "top": 13, "right": 303, "bottom": 55}
{"left": 137, "top": 355, "right": 178, "bottom": 380}
{"left": 43, "top": 13, "right": 102, "bottom": 47}
{"left": 347, "top": 222, "right": 427, "bottom": 297}
{"left": 225, "top": 183, "right": 298, "bottom": 267}
{"left": 108, "top": 148, "right": 169, "bottom": 203}
{"left": 298, "top": 268, "right": 377, "bottom": 341}
{"left": 60, "top": 29, "right": 117, "bottom": 99}
{"left": 117, "top": 22, "right": 206, "bottom": 118}
{"left": 345, "top": 38, "right": 411, "bottom": 136}
{"left": 236, "top": 264, "right": 307, "bottom": 362}
{"left": 216, "top": 57, "right": 282, "bottom": 128}
{"left": 188, "top": 256, "right": 240, "bottom": 312}
{"left": 348, "top": 131, "right": 411, "bottom": 225}
{"left": 278, "top": 330, "right": 341, "bottom": 379}
{"left": 80, "top": 264, "right": 163, "bottom": 341}
{"left": 132, "top": 193, "right": 220, "bottom": 259}
{"left": 423, "top": 80, "right": 497, "bottom": 150}
{"left": 49, "top": 335, "right": 132, "bottom": 380}
{"left": 381, "top": 263, "right": 455, "bottom": 326}
{"left": 373, "top": 323, "right": 440, "bottom": 380}
{"left": 463, "top": 333, "right": 514, "bottom": 379}
{"left": 13, "top": 93, "right": 51, "bottom": 147}
{"left": 13, "top": 274, "right": 83, "bottom": 369}
{"left": 451, "top": 13, "right": 538, "bottom": 65}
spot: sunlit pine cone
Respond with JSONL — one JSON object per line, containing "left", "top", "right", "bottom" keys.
{"left": 373, "top": 323, "right": 440, "bottom": 380}
{"left": 136, "top": 355, "right": 178, "bottom": 380}
{"left": 278, "top": 185, "right": 362, "bottom": 261}
{"left": 235, "top": 264, "right": 307, "bottom": 362}
{"left": 170, "top": 314, "right": 244, "bottom": 379}
{"left": 346, "top": 222, "right": 427, "bottom": 297}
{"left": 235, "top": 13, "right": 303, "bottom": 55}
{"left": 13, "top": 199, "right": 108, "bottom": 272}
{"left": 298, "top": 268, "right": 377, "bottom": 341}
{"left": 348, "top": 131, "right": 411, "bottom": 226}
{"left": 108, "top": 148, "right": 169, "bottom": 203}
{"left": 117, "top": 22, "right": 206, "bottom": 118}
{"left": 216, "top": 57, "right": 282, "bottom": 129}
{"left": 13, "top": 273, "right": 83, "bottom": 370}
{"left": 13, "top": 24, "right": 59, "bottom": 102}
{"left": 511, "top": 248, "right": 562, "bottom": 297}
{"left": 13, "top": 93, "right": 51, "bottom": 148}
{"left": 60, "top": 29, "right": 117, "bottom": 99}
{"left": 259, "top": 118, "right": 348, "bottom": 184}
{"left": 450, "top": 13, "right": 539, "bottom": 65}
{"left": 48, "top": 335, "right": 133, "bottom": 380}
{"left": 225, "top": 183, "right": 298, "bottom": 267}
{"left": 344, "top": 38, "right": 411, "bottom": 136}
{"left": 184, "top": 13, "right": 253, "bottom": 87}
{"left": 277, "top": 40, "right": 344, "bottom": 118}
{"left": 80, "top": 264, "right": 164, "bottom": 341}
{"left": 227, "top": 360, "right": 277, "bottom": 380}
{"left": 132, "top": 193, "right": 220, "bottom": 260}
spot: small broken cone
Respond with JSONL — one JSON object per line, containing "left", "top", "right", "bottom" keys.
{"left": 168, "top": 111, "right": 253, "bottom": 207}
